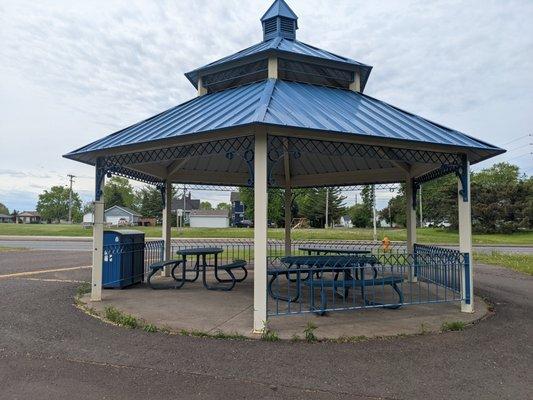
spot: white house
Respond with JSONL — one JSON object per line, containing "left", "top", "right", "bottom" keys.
{"left": 339, "top": 215, "right": 353, "bottom": 228}
{"left": 105, "top": 206, "right": 141, "bottom": 226}
{"left": 189, "top": 210, "right": 229, "bottom": 228}
{"left": 83, "top": 206, "right": 141, "bottom": 226}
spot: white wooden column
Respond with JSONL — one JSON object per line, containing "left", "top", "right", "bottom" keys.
{"left": 284, "top": 187, "right": 292, "bottom": 256}
{"left": 161, "top": 181, "right": 173, "bottom": 277}
{"left": 197, "top": 77, "right": 207, "bottom": 96}
{"left": 458, "top": 161, "right": 474, "bottom": 313}
{"left": 405, "top": 178, "right": 417, "bottom": 282}
{"left": 91, "top": 165, "right": 105, "bottom": 301}
{"left": 268, "top": 57, "right": 278, "bottom": 79}
{"left": 349, "top": 69, "right": 361, "bottom": 92}
{"left": 253, "top": 130, "right": 268, "bottom": 333}
{"left": 283, "top": 139, "right": 292, "bottom": 256}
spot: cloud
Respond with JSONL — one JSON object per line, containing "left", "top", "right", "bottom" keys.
{"left": 0, "top": 0, "right": 532, "bottom": 211}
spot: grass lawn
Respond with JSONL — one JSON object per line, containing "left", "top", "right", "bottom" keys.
{"left": 0, "top": 224, "right": 532, "bottom": 245}
{"left": 475, "top": 252, "right": 533, "bottom": 276}
{"left": 0, "top": 246, "right": 25, "bottom": 253}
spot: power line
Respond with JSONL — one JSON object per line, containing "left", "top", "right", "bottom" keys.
{"left": 506, "top": 143, "right": 533, "bottom": 153}
{"left": 504, "top": 152, "right": 533, "bottom": 163}
{"left": 499, "top": 133, "right": 531, "bottom": 147}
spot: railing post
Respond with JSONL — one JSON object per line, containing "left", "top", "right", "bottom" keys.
{"left": 458, "top": 159, "right": 474, "bottom": 313}
{"left": 406, "top": 178, "right": 418, "bottom": 282}
{"left": 92, "top": 159, "right": 105, "bottom": 301}
{"left": 161, "top": 180, "right": 173, "bottom": 276}
{"left": 253, "top": 130, "right": 268, "bottom": 333}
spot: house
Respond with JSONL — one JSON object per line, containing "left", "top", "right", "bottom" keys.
{"left": 189, "top": 210, "right": 229, "bottom": 228}
{"left": 172, "top": 193, "right": 200, "bottom": 225}
{"left": 0, "top": 214, "right": 12, "bottom": 223}
{"left": 339, "top": 215, "right": 353, "bottom": 228}
{"left": 230, "top": 192, "right": 245, "bottom": 226}
{"left": 104, "top": 205, "right": 141, "bottom": 226}
{"left": 18, "top": 211, "right": 41, "bottom": 224}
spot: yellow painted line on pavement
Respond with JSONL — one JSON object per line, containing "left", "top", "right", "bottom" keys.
{"left": 0, "top": 265, "right": 91, "bottom": 279}
{"left": 15, "top": 278, "right": 87, "bottom": 284}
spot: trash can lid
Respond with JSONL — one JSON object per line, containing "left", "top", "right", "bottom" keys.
{"left": 105, "top": 230, "right": 145, "bottom": 236}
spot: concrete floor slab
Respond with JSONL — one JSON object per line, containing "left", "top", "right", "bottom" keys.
{"left": 82, "top": 270, "right": 488, "bottom": 340}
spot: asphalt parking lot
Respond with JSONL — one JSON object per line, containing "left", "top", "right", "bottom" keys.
{"left": 0, "top": 249, "right": 531, "bottom": 399}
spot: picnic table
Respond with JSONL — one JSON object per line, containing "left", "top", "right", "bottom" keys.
{"left": 298, "top": 245, "right": 372, "bottom": 256}
{"left": 176, "top": 247, "right": 247, "bottom": 291}
{"left": 147, "top": 247, "right": 247, "bottom": 291}
{"left": 268, "top": 255, "right": 403, "bottom": 314}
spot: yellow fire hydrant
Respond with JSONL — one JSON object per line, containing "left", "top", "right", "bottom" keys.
{"left": 382, "top": 236, "right": 391, "bottom": 252}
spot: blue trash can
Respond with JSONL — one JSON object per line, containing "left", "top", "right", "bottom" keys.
{"left": 103, "top": 230, "right": 145, "bottom": 289}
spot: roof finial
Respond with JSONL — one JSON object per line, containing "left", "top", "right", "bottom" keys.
{"left": 261, "top": 0, "right": 298, "bottom": 41}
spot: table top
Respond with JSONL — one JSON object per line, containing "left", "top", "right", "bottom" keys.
{"left": 176, "top": 247, "right": 223, "bottom": 256}
{"left": 298, "top": 246, "right": 371, "bottom": 255}
{"left": 281, "top": 255, "right": 375, "bottom": 268}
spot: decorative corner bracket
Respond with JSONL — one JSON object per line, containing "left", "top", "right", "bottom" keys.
{"left": 226, "top": 149, "right": 255, "bottom": 187}
{"left": 411, "top": 178, "right": 420, "bottom": 210}
{"left": 456, "top": 156, "right": 469, "bottom": 202}
{"left": 158, "top": 183, "right": 166, "bottom": 208}
{"left": 267, "top": 148, "right": 300, "bottom": 187}
{"left": 95, "top": 158, "right": 108, "bottom": 202}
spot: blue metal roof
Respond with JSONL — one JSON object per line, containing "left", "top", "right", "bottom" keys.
{"left": 185, "top": 38, "right": 372, "bottom": 90}
{"left": 261, "top": 0, "right": 298, "bottom": 22}
{"left": 66, "top": 79, "right": 503, "bottom": 163}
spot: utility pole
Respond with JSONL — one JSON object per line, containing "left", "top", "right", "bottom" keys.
{"left": 325, "top": 188, "right": 329, "bottom": 229}
{"left": 182, "top": 185, "right": 187, "bottom": 228}
{"left": 372, "top": 185, "right": 377, "bottom": 241}
{"left": 67, "top": 174, "right": 76, "bottom": 224}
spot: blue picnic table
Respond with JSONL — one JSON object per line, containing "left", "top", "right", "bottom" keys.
{"left": 268, "top": 255, "right": 403, "bottom": 314}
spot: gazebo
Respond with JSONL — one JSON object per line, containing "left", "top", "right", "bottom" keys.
{"left": 65, "top": 0, "right": 504, "bottom": 333}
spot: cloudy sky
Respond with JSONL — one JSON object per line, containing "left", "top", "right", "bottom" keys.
{"left": 1, "top": 0, "right": 532, "bottom": 212}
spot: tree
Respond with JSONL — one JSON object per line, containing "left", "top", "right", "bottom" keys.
{"left": 0, "top": 202, "right": 8, "bottom": 215}
{"left": 297, "top": 188, "right": 346, "bottom": 228}
{"left": 82, "top": 202, "right": 94, "bottom": 215}
{"left": 379, "top": 191, "right": 407, "bottom": 227}
{"left": 239, "top": 187, "right": 285, "bottom": 226}
{"left": 136, "top": 186, "right": 163, "bottom": 219}
{"left": 381, "top": 162, "right": 532, "bottom": 233}
{"left": 350, "top": 204, "right": 372, "bottom": 228}
{"left": 37, "top": 186, "right": 82, "bottom": 223}
{"left": 216, "top": 202, "right": 231, "bottom": 211}
{"left": 347, "top": 185, "right": 373, "bottom": 228}
{"left": 104, "top": 177, "right": 135, "bottom": 209}
{"left": 469, "top": 163, "right": 530, "bottom": 233}
{"left": 200, "top": 201, "right": 213, "bottom": 210}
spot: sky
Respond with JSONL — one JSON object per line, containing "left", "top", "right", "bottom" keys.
{"left": 0, "top": 0, "right": 532, "bottom": 212}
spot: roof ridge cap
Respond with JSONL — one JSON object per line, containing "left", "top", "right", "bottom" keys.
{"left": 253, "top": 79, "right": 277, "bottom": 123}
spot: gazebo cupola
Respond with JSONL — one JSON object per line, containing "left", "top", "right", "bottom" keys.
{"left": 185, "top": 0, "right": 373, "bottom": 96}
{"left": 261, "top": 0, "right": 298, "bottom": 41}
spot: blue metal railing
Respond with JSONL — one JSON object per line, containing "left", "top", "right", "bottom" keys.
{"left": 102, "top": 238, "right": 465, "bottom": 317}
{"left": 267, "top": 244, "right": 464, "bottom": 317}
{"left": 413, "top": 244, "right": 463, "bottom": 293}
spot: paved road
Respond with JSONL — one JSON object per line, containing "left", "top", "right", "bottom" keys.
{"left": 0, "top": 250, "right": 531, "bottom": 399}
{"left": 1, "top": 238, "right": 532, "bottom": 254}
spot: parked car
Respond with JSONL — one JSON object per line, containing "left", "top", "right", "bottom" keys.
{"left": 236, "top": 219, "right": 253, "bottom": 228}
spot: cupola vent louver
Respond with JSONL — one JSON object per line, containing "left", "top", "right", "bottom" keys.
{"left": 261, "top": 0, "right": 298, "bottom": 41}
